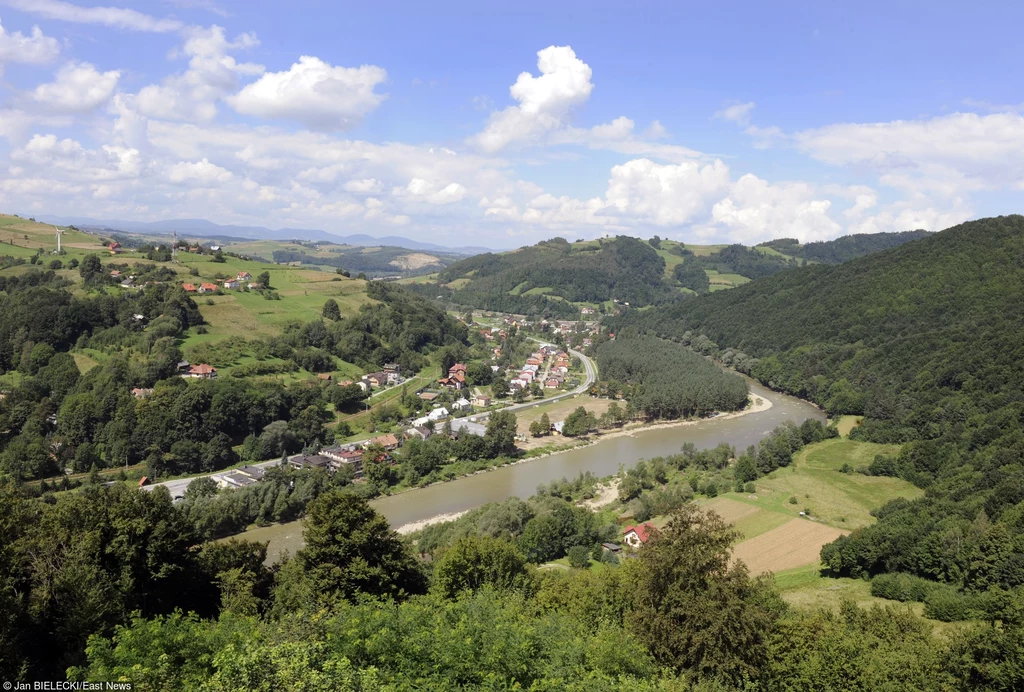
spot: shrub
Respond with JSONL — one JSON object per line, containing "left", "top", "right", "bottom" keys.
{"left": 567, "top": 545, "right": 591, "bottom": 569}
{"left": 744, "top": 482, "right": 756, "bottom": 493}
{"left": 788, "top": 496, "right": 798, "bottom": 505}
{"left": 924, "top": 587, "right": 976, "bottom": 622}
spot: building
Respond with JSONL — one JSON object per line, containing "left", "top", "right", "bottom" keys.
{"left": 223, "top": 279, "right": 240, "bottom": 290}
{"left": 317, "top": 373, "right": 333, "bottom": 382}
{"left": 212, "top": 465, "right": 265, "bottom": 489}
{"left": 366, "top": 433, "right": 400, "bottom": 451}
{"left": 405, "top": 425, "right": 433, "bottom": 441}
{"left": 382, "top": 363, "right": 401, "bottom": 374}
{"left": 623, "top": 523, "right": 656, "bottom": 549}
{"left": 428, "top": 407, "right": 450, "bottom": 422}
{"left": 184, "top": 363, "right": 217, "bottom": 379}
{"left": 110, "top": 270, "right": 121, "bottom": 278}
{"left": 448, "top": 363, "right": 468, "bottom": 377}
{"left": 581, "top": 306, "right": 596, "bottom": 315}
{"left": 182, "top": 283, "right": 197, "bottom": 293}
{"left": 545, "top": 377, "right": 562, "bottom": 389}
{"left": 438, "top": 372, "right": 465, "bottom": 390}
{"left": 321, "top": 445, "right": 365, "bottom": 475}
{"left": 198, "top": 282, "right": 218, "bottom": 293}
{"left": 452, "top": 397, "right": 471, "bottom": 410}
{"left": 472, "top": 394, "right": 492, "bottom": 407}
{"left": 288, "top": 454, "right": 331, "bottom": 471}
{"left": 418, "top": 391, "right": 439, "bottom": 402}
{"left": 453, "top": 421, "right": 488, "bottom": 437}
{"left": 131, "top": 387, "right": 154, "bottom": 398}
{"left": 237, "top": 271, "right": 252, "bottom": 281}
{"left": 362, "top": 372, "right": 387, "bottom": 388}
{"left": 248, "top": 282, "right": 263, "bottom": 290}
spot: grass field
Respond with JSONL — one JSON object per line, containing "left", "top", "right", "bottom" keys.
{"left": 686, "top": 437, "right": 923, "bottom": 576}
{"left": 834, "top": 415, "right": 864, "bottom": 437}
{"left": 514, "top": 395, "right": 612, "bottom": 447}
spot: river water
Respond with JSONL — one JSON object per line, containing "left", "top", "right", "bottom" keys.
{"left": 237, "top": 380, "right": 823, "bottom": 562}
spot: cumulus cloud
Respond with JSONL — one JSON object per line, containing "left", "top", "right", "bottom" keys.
{"left": 715, "top": 101, "right": 755, "bottom": 125}
{"left": 397, "top": 177, "right": 467, "bottom": 205}
{"left": 228, "top": 55, "right": 387, "bottom": 130}
{"left": 342, "top": 178, "right": 382, "bottom": 193}
{"left": 167, "top": 157, "right": 233, "bottom": 185}
{"left": 0, "top": 19, "right": 60, "bottom": 65}
{"left": 603, "top": 158, "right": 731, "bottom": 226}
{"left": 32, "top": 61, "right": 120, "bottom": 112}
{"left": 136, "top": 25, "right": 263, "bottom": 122}
{"left": 710, "top": 175, "right": 842, "bottom": 243}
{"left": 471, "top": 45, "right": 593, "bottom": 152}
{"left": 1, "top": 0, "right": 183, "bottom": 32}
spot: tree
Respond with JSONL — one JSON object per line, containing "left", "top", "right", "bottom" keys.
{"left": 492, "top": 379, "right": 509, "bottom": 399}
{"left": 432, "top": 536, "right": 531, "bottom": 599}
{"left": 322, "top": 299, "right": 341, "bottom": 321}
{"left": 562, "top": 406, "right": 596, "bottom": 437}
{"left": 300, "top": 490, "right": 427, "bottom": 604}
{"left": 648, "top": 235, "right": 662, "bottom": 249}
{"left": 567, "top": 545, "right": 591, "bottom": 568}
{"left": 78, "top": 254, "right": 103, "bottom": 283}
{"left": 256, "top": 271, "right": 271, "bottom": 289}
{"left": 626, "top": 504, "right": 782, "bottom": 683}
{"left": 485, "top": 410, "right": 517, "bottom": 457}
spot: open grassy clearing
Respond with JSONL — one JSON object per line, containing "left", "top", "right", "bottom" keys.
{"left": 514, "top": 395, "right": 612, "bottom": 441}
{"left": 834, "top": 415, "right": 864, "bottom": 437}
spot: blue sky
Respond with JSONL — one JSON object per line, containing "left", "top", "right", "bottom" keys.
{"left": 0, "top": 0, "right": 1021, "bottom": 248}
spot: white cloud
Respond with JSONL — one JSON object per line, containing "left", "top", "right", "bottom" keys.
{"left": 228, "top": 55, "right": 387, "bottom": 130}
{"left": 136, "top": 25, "right": 263, "bottom": 122}
{"left": 32, "top": 61, "right": 120, "bottom": 112}
{"left": 1, "top": 0, "right": 183, "bottom": 32}
{"left": 0, "top": 19, "right": 60, "bottom": 64}
{"left": 792, "top": 112, "right": 1024, "bottom": 192}
{"left": 167, "top": 157, "right": 233, "bottom": 185}
{"left": 715, "top": 101, "right": 755, "bottom": 125}
{"left": 471, "top": 45, "right": 593, "bottom": 152}
{"left": 710, "top": 174, "right": 842, "bottom": 243}
{"left": 397, "top": 177, "right": 467, "bottom": 205}
{"left": 342, "top": 178, "right": 382, "bottom": 193}
{"left": 604, "top": 158, "right": 731, "bottom": 226}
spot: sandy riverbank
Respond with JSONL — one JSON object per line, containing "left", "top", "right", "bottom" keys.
{"left": 395, "top": 510, "right": 470, "bottom": 535}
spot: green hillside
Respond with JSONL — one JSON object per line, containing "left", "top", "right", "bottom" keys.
{"left": 610, "top": 215, "right": 1024, "bottom": 593}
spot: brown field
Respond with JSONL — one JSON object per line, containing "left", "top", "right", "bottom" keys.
{"left": 732, "top": 519, "right": 848, "bottom": 575}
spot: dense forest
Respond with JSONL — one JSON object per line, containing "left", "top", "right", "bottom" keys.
{"left": 609, "top": 216, "right": 1024, "bottom": 594}
{"left": 595, "top": 336, "right": 749, "bottom": 419}
{"left": 266, "top": 243, "right": 458, "bottom": 276}
{"left": 759, "top": 229, "right": 933, "bottom": 264}
{"left": 435, "top": 236, "right": 679, "bottom": 310}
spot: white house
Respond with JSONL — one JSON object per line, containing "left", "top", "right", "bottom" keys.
{"left": 623, "top": 523, "right": 655, "bottom": 549}
{"left": 453, "top": 397, "right": 471, "bottom": 410}
{"left": 428, "top": 407, "right": 450, "bottom": 422}
{"left": 412, "top": 415, "right": 431, "bottom": 427}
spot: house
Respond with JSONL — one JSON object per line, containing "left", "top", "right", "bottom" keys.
{"left": 223, "top": 279, "right": 240, "bottom": 290}
{"left": 107, "top": 242, "right": 121, "bottom": 254}
{"left": 131, "top": 387, "right": 154, "bottom": 399}
{"left": 209, "top": 245, "right": 221, "bottom": 252}
{"left": 182, "top": 283, "right": 197, "bottom": 293}
{"left": 213, "top": 468, "right": 264, "bottom": 489}
{"left": 317, "top": 373, "right": 333, "bottom": 382}
{"left": 120, "top": 279, "right": 136, "bottom": 289}
{"left": 236, "top": 271, "right": 252, "bottom": 281}
{"left": 472, "top": 394, "right": 492, "bottom": 407}
{"left": 110, "top": 270, "right": 121, "bottom": 278}
{"left": 448, "top": 363, "right": 468, "bottom": 377}
{"left": 405, "top": 425, "right": 433, "bottom": 441}
{"left": 198, "top": 282, "right": 218, "bottom": 293}
{"left": 248, "top": 282, "right": 263, "bottom": 290}
{"left": 601, "top": 542, "right": 622, "bottom": 553}
{"left": 177, "top": 360, "right": 191, "bottom": 372}
{"left": 623, "top": 523, "right": 656, "bottom": 549}
{"left": 581, "top": 306, "right": 596, "bottom": 315}
{"left": 438, "top": 372, "right": 465, "bottom": 390}
{"left": 237, "top": 465, "right": 265, "bottom": 481}
{"left": 452, "top": 397, "right": 471, "bottom": 410}
{"left": 545, "top": 377, "right": 562, "bottom": 389}
{"left": 453, "top": 421, "right": 488, "bottom": 437}
{"left": 525, "top": 357, "right": 542, "bottom": 366}
{"left": 362, "top": 372, "right": 387, "bottom": 388}
{"left": 353, "top": 380, "right": 370, "bottom": 392}
{"left": 184, "top": 363, "right": 217, "bottom": 379}
{"left": 428, "top": 407, "right": 450, "bottom": 422}
{"left": 321, "top": 446, "right": 365, "bottom": 476}
{"left": 518, "top": 371, "right": 535, "bottom": 383}
{"left": 412, "top": 415, "right": 431, "bottom": 428}
{"left": 418, "top": 391, "right": 439, "bottom": 402}
{"left": 382, "top": 363, "right": 401, "bottom": 374}
{"left": 366, "top": 433, "right": 401, "bottom": 451}
{"left": 551, "top": 420, "right": 565, "bottom": 434}
{"left": 288, "top": 454, "right": 331, "bottom": 471}
{"left": 189, "top": 245, "right": 200, "bottom": 253}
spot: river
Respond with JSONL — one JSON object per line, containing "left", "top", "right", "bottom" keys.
{"left": 236, "top": 379, "right": 823, "bottom": 562}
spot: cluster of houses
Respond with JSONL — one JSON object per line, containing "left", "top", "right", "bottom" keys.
{"left": 212, "top": 464, "right": 266, "bottom": 489}
{"left": 286, "top": 433, "right": 402, "bottom": 477}
{"left": 438, "top": 362, "right": 467, "bottom": 390}
{"left": 509, "top": 344, "right": 571, "bottom": 391}
{"left": 329, "top": 363, "right": 404, "bottom": 393}
{"left": 182, "top": 271, "right": 262, "bottom": 294}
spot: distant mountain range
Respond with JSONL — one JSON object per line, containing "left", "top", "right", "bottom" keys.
{"left": 35, "top": 215, "right": 496, "bottom": 255}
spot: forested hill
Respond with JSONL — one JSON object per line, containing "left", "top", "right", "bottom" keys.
{"left": 610, "top": 215, "right": 1024, "bottom": 590}
{"left": 759, "top": 229, "right": 932, "bottom": 265}
{"left": 430, "top": 236, "right": 677, "bottom": 315}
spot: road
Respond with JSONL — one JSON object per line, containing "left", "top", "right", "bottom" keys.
{"left": 146, "top": 341, "right": 597, "bottom": 497}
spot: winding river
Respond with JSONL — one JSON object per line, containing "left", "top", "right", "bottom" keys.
{"left": 238, "top": 379, "right": 824, "bottom": 562}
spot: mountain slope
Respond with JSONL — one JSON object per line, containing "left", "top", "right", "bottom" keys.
{"left": 611, "top": 215, "right": 1024, "bottom": 588}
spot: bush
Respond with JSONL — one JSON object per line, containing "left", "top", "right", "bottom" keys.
{"left": 744, "top": 482, "right": 756, "bottom": 493}
{"left": 788, "top": 495, "right": 798, "bottom": 505}
{"left": 567, "top": 545, "right": 591, "bottom": 569}
{"left": 704, "top": 482, "right": 718, "bottom": 498}
{"left": 924, "top": 587, "right": 976, "bottom": 622}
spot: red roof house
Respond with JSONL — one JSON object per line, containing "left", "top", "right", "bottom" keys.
{"left": 182, "top": 283, "right": 197, "bottom": 293}
{"left": 623, "top": 523, "right": 656, "bottom": 549}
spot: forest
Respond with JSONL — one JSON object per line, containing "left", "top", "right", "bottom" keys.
{"left": 595, "top": 336, "right": 749, "bottom": 419}
{"left": 435, "top": 236, "right": 680, "bottom": 310}
{"left": 608, "top": 216, "right": 1024, "bottom": 595}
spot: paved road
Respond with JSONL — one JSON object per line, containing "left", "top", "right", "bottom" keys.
{"left": 146, "top": 341, "right": 597, "bottom": 497}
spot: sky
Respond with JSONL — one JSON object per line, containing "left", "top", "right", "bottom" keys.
{"left": 0, "top": 1, "right": 1021, "bottom": 249}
